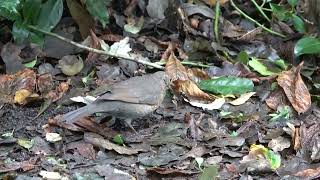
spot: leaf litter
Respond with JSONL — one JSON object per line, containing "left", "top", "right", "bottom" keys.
{"left": 0, "top": 0, "right": 320, "bottom": 179}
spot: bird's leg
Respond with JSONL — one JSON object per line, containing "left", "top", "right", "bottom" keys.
{"left": 124, "top": 118, "right": 138, "bottom": 134}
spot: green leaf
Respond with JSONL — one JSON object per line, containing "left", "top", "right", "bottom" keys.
{"left": 236, "top": 51, "right": 249, "bottom": 64}
{"left": 287, "top": 0, "right": 297, "bottom": 7}
{"left": 273, "top": 59, "right": 288, "bottom": 70}
{"left": 294, "top": 37, "right": 320, "bottom": 56}
{"left": 198, "top": 76, "right": 254, "bottom": 95}
{"left": 12, "top": 21, "right": 30, "bottom": 44}
{"left": 291, "top": 14, "right": 305, "bottom": 33}
{"left": 22, "top": 0, "right": 41, "bottom": 24}
{"left": 270, "top": 3, "right": 291, "bottom": 21}
{"left": 248, "top": 58, "right": 276, "bottom": 76}
{"left": 17, "top": 138, "right": 34, "bottom": 149}
{"left": 199, "top": 165, "right": 218, "bottom": 180}
{"left": 0, "top": 0, "right": 21, "bottom": 20}
{"left": 24, "top": 58, "right": 37, "bottom": 68}
{"left": 85, "top": 0, "right": 111, "bottom": 28}
{"left": 36, "top": 0, "right": 63, "bottom": 31}
{"left": 12, "top": 21, "right": 44, "bottom": 45}
{"left": 263, "top": 149, "right": 281, "bottom": 170}
{"left": 113, "top": 134, "right": 124, "bottom": 145}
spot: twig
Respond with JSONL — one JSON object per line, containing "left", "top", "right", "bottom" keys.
{"left": 214, "top": 1, "right": 221, "bottom": 44}
{"left": 250, "top": 0, "right": 270, "bottom": 22}
{"left": 230, "top": 0, "right": 286, "bottom": 38}
{"left": 27, "top": 25, "right": 165, "bottom": 70}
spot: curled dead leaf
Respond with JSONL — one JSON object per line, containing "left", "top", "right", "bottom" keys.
{"left": 172, "top": 79, "right": 213, "bottom": 102}
{"left": 165, "top": 53, "right": 189, "bottom": 81}
{"left": 276, "top": 62, "right": 311, "bottom": 114}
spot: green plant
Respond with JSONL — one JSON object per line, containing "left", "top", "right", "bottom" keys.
{"left": 269, "top": 0, "right": 305, "bottom": 33}
{"left": 0, "top": 0, "right": 63, "bottom": 45}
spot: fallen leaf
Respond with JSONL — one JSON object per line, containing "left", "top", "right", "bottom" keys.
{"left": 172, "top": 79, "right": 213, "bottom": 102}
{"left": 229, "top": 92, "right": 256, "bottom": 106}
{"left": 165, "top": 53, "right": 189, "bottom": 81}
{"left": 84, "top": 132, "right": 141, "bottom": 155}
{"left": 66, "top": 0, "right": 94, "bottom": 39}
{"left": 294, "top": 167, "right": 320, "bottom": 178}
{"left": 276, "top": 62, "right": 311, "bottom": 114}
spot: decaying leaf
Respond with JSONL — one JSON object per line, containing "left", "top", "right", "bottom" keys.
{"left": 276, "top": 62, "right": 311, "bottom": 114}
{"left": 14, "top": 89, "right": 39, "bottom": 105}
{"left": 172, "top": 80, "right": 213, "bottom": 102}
{"left": 165, "top": 53, "right": 189, "bottom": 81}
{"left": 265, "top": 89, "right": 290, "bottom": 110}
{"left": 229, "top": 92, "right": 256, "bottom": 106}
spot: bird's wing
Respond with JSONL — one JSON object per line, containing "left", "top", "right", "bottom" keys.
{"left": 97, "top": 72, "right": 166, "bottom": 105}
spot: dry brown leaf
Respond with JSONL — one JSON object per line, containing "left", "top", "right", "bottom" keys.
{"left": 172, "top": 79, "right": 212, "bottom": 101}
{"left": 294, "top": 167, "right": 320, "bottom": 178}
{"left": 265, "top": 89, "right": 290, "bottom": 110}
{"left": 37, "top": 74, "right": 54, "bottom": 94}
{"left": 165, "top": 53, "right": 189, "bottom": 81}
{"left": 46, "top": 81, "right": 69, "bottom": 102}
{"left": 187, "top": 68, "right": 210, "bottom": 82}
{"left": 66, "top": 0, "right": 94, "bottom": 39}
{"left": 203, "top": 0, "right": 229, "bottom": 6}
{"left": 276, "top": 62, "right": 311, "bottom": 114}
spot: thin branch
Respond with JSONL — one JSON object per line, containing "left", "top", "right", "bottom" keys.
{"left": 214, "top": 1, "right": 221, "bottom": 44}
{"left": 230, "top": 0, "right": 286, "bottom": 38}
{"left": 250, "top": 0, "right": 270, "bottom": 22}
{"left": 27, "top": 25, "right": 165, "bottom": 70}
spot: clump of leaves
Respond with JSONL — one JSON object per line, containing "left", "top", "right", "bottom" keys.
{"left": 269, "top": 105, "right": 291, "bottom": 121}
{"left": 270, "top": 0, "right": 305, "bottom": 33}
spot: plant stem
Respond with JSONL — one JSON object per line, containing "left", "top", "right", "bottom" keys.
{"left": 230, "top": 0, "right": 286, "bottom": 38}
{"left": 250, "top": 0, "right": 271, "bottom": 22}
{"left": 27, "top": 25, "right": 165, "bottom": 70}
{"left": 214, "top": 1, "right": 221, "bottom": 44}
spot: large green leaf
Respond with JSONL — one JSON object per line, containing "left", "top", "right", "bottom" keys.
{"left": 36, "top": 0, "right": 63, "bottom": 31}
{"left": 23, "top": 0, "right": 41, "bottom": 24}
{"left": 198, "top": 76, "right": 254, "bottom": 95}
{"left": 291, "top": 14, "right": 305, "bottom": 33}
{"left": 0, "top": 0, "right": 21, "bottom": 20}
{"left": 248, "top": 58, "right": 276, "bottom": 76}
{"left": 85, "top": 0, "right": 111, "bottom": 28}
{"left": 269, "top": 3, "right": 291, "bottom": 21}
{"left": 13, "top": 21, "right": 43, "bottom": 45}
{"left": 294, "top": 37, "right": 320, "bottom": 56}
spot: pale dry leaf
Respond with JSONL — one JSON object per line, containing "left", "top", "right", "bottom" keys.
{"left": 276, "top": 62, "right": 311, "bottom": 114}
{"left": 229, "top": 92, "right": 256, "bottom": 106}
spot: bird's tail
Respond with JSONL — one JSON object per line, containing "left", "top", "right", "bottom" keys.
{"left": 62, "top": 105, "right": 93, "bottom": 124}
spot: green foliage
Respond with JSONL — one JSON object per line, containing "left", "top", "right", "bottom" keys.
{"left": 294, "top": 37, "right": 320, "bottom": 56}
{"left": 269, "top": 2, "right": 305, "bottom": 33}
{"left": 85, "top": 0, "right": 111, "bottom": 28}
{"left": 198, "top": 76, "right": 254, "bottom": 95}
{"left": 248, "top": 58, "right": 276, "bottom": 76}
{"left": 36, "top": 0, "right": 63, "bottom": 32}
{"left": 269, "top": 106, "right": 291, "bottom": 121}
{"left": 0, "top": 0, "right": 21, "bottom": 21}
{"left": 0, "top": 0, "right": 63, "bottom": 45}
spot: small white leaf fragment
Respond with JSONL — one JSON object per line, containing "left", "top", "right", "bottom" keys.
{"left": 39, "top": 171, "right": 62, "bottom": 180}
{"left": 189, "top": 98, "right": 225, "bottom": 110}
{"left": 46, "top": 133, "right": 62, "bottom": 142}
{"left": 229, "top": 92, "right": 256, "bottom": 106}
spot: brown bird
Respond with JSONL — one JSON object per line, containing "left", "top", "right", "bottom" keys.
{"left": 62, "top": 71, "right": 168, "bottom": 130}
